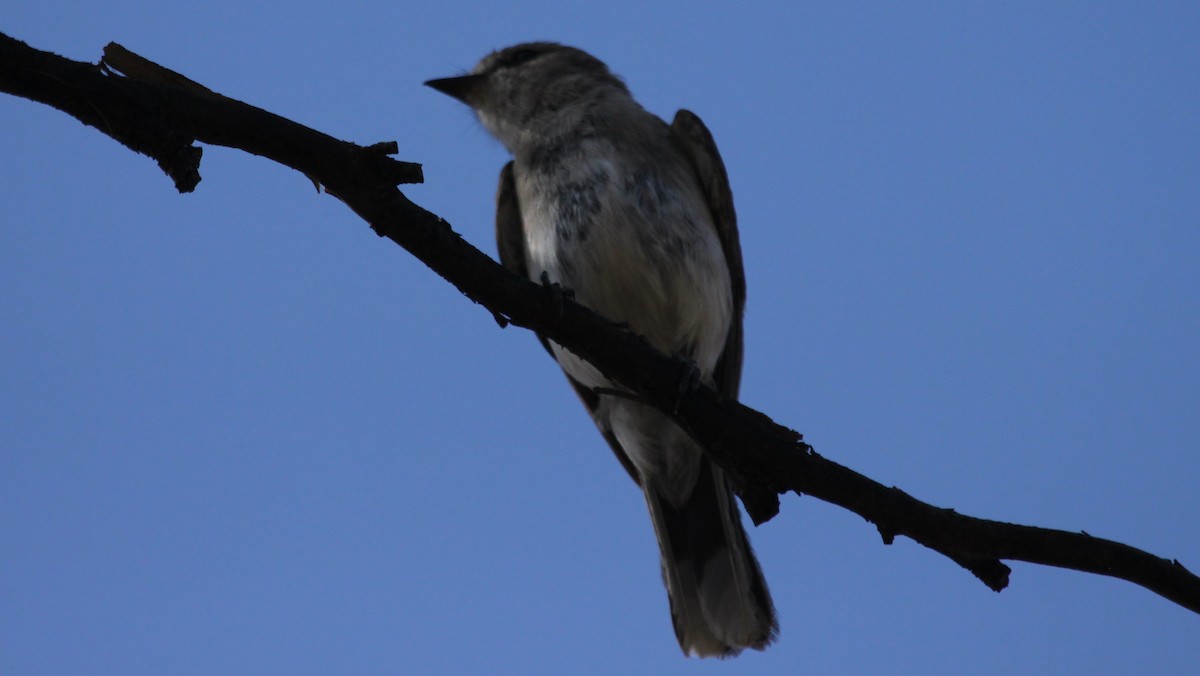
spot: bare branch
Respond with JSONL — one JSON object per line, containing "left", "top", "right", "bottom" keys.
{"left": 2, "top": 32, "right": 1196, "bottom": 616}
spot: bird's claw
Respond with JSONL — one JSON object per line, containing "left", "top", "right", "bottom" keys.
{"left": 670, "top": 353, "right": 702, "bottom": 413}
{"left": 540, "top": 270, "right": 575, "bottom": 318}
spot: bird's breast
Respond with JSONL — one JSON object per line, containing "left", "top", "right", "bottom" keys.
{"left": 516, "top": 144, "right": 733, "bottom": 381}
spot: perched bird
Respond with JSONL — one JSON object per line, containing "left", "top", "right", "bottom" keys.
{"left": 426, "top": 43, "right": 776, "bottom": 657}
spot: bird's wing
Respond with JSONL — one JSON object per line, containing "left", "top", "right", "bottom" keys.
{"left": 496, "top": 160, "right": 555, "bottom": 358}
{"left": 669, "top": 110, "right": 746, "bottom": 400}
{"left": 495, "top": 162, "right": 532, "bottom": 299}
{"left": 495, "top": 161, "right": 640, "bottom": 484}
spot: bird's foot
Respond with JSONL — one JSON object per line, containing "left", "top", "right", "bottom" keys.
{"left": 669, "top": 352, "right": 702, "bottom": 414}
{"left": 540, "top": 270, "right": 575, "bottom": 318}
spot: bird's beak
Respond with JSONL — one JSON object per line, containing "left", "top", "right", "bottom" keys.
{"left": 424, "top": 74, "right": 485, "bottom": 104}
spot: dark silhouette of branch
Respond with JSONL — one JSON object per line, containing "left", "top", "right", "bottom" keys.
{"left": 2, "top": 32, "right": 1197, "bottom": 616}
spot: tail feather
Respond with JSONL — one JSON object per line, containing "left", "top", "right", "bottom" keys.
{"left": 643, "top": 458, "right": 777, "bottom": 657}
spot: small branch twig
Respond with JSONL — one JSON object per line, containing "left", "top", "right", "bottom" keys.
{"left": 2, "top": 32, "right": 1196, "bottom": 615}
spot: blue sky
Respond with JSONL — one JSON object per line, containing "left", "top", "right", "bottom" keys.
{"left": 3, "top": 3, "right": 1198, "bottom": 674}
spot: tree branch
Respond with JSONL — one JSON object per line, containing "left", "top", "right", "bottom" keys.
{"left": 3, "top": 33, "right": 1197, "bottom": 616}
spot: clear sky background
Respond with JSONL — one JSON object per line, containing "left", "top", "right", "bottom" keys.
{"left": 2, "top": 3, "right": 1197, "bottom": 674}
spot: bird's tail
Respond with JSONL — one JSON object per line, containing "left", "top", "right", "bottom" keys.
{"left": 643, "top": 457, "right": 777, "bottom": 658}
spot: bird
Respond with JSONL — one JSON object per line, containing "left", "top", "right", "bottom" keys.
{"left": 426, "top": 42, "right": 776, "bottom": 657}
